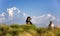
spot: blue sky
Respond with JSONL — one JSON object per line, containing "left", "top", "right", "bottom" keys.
{"left": 0, "top": 0, "right": 60, "bottom": 26}
{"left": 0, "top": 0, "right": 60, "bottom": 17}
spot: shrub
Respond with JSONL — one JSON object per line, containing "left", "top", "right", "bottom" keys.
{"left": 0, "top": 24, "right": 60, "bottom": 36}
{"left": 10, "top": 24, "right": 20, "bottom": 28}
{"left": 20, "top": 24, "right": 37, "bottom": 31}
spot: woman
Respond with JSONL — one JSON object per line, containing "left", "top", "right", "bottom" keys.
{"left": 26, "top": 16, "right": 32, "bottom": 25}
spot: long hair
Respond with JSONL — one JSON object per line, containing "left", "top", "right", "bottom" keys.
{"left": 26, "top": 16, "right": 32, "bottom": 24}
{"left": 26, "top": 16, "right": 31, "bottom": 21}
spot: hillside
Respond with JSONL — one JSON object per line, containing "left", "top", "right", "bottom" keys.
{"left": 0, "top": 24, "right": 60, "bottom": 36}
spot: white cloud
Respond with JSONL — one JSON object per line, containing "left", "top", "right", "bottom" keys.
{"left": 0, "top": 7, "right": 30, "bottom": 24}
{"left": 0, "top": 12, "right": 5, "bottom": 22}
{"left": 31, "top": 14, "right": 56, "bottom": 25}
{"left": 46, "top": 14, "right": 56, "bottom": 20}
{"left": 0, "top": 18, "right": 5, "bottom": 22}
{"left": 6, "top": 7, "right": 27, "bottom": 24}
{"left": 7, "top": 7, "right": 21, "bottom": 20}
{"left": 57, "top": 19, "right": 60, "bottom": 22}
{"left": 0, "top": 7, "right": 23, "bottom": 24}
{"left": 23, "top": 12, "right": 29, "bottom": 18}
{"left": 0, "top": 12, "right": 5, "bottom": 17}
{"left": 47, "top": 14, "right": 51, "bottom": 17}
{"left": 7, "top": 7, "right": 21, "bottom": 17}
{"left": 7, "top": 8, "right": 13, "bottom": 17}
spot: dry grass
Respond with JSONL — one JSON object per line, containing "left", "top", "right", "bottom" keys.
{"left": 0, "top": 24, "right": 60, "bottom": 36}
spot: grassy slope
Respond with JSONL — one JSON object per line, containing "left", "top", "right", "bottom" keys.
{"left": 0, "top": 24, "right": 60, "bottom": 36}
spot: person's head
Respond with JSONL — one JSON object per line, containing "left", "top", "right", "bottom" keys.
{"left": 50, "top": 21, "right": 52, "bottom": 24}
{"left": 27, "top": 16, "right": 31, "bottom": 21}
